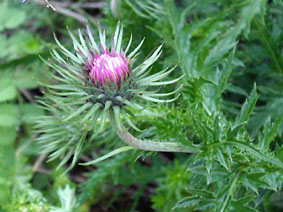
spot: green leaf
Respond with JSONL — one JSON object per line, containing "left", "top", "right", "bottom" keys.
{"left": 80, "top": 146, "right": 134, "bottom": 166}
{"left": 226, "top": 84, "right": 248, "bottom": 96}
{"left": 2, "top": 32, "right": 44, "bottom": 62}
{"left": 233, "top": 195, "right": 256, "bottom": 205}
{"left": 205, "top": 0, "right": 263, "bottom": 67}
{"left": 0, "top": 35, "right": 8, "bottom": 58}
{"left": 276, "top": 145, "right": 283, "bottom": 162}
{"left": 0, "top": 77, "right": 17, "bottom": 102}
{"left": 258, "top": 117, "right": 282, "bottom": 151}
{"left": 254, "top": 17, "right": 283, "bottom": 74}
{"left": 230, "top": 202, "right": 259, "bottom": 212}
{"left": 216, "top": 148, "right": 228, "bottom": 170}
{"left": 226, "top": 141, "right": 283, "bottom": 169}
{"left": 230, "top": 195, "right": 259, "bottom": 212}
{"left": 0, "top": 3, "right": 26, "bottom": 32}
{"left": 216, "top": 49, "right": 235, "bottom": 97}
{"left": 249, "top": 98, "right": 283, "bottom": 136}
{"left": 0, "top": 127, "right": 16, "bottom": 146}
{"left": 173, "top": 196, "right": 200, "bottom": 209}
{"left": 233, "top": 84, "right": 258, "bottom": 129}
{"left": 0, "top": 104, "right": 18, "bottom": 127}
{"left": 13, "top": 69, "right": 39, "bottom": 89}
{"left": 238, "top": 0, "right": 265, "bottom": 38}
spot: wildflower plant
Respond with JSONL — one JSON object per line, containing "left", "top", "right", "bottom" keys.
{"left": 36, "top": 22, "right": 198, "bottom": 168}
{"left": 2, "top": 0, "right": 283, "bottom": 211}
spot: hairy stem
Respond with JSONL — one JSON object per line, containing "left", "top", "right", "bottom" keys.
{"left": 116, "top": 124, "right": 200, "bottom": 153}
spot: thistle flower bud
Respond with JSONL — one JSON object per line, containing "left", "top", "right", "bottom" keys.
{"left": 37, "top": 22, "right": 184, "bottom": 168}
{"left": 40, "top": 22, "right": 184, "bottom": 132}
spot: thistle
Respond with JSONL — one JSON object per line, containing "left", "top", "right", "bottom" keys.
{"left": 37, "top": 22, "right": 199, "bottom": 168}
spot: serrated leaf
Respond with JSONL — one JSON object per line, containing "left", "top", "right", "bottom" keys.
{"left": 259, "top": 117, "right": 282, "bottom": 151}
{"left": 226, "top": 141, "right": 283, "bottom": 169}
{"left": 233, "top": 195, "right": 256, "bottom": 205}
{"left": 173, "top": 196, "right": 200, "bottom": 209}
{"left": 216, "top": 148, "right": 229, "bottom": 170}
{"left": 230, "top": 202, "right": 259, "bottom": 212}
{"left": 233, "top": 84, "right": 258, "bottom": 129}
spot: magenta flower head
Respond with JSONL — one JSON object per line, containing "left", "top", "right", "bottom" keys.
{"left": 37, "top": 22, "right": 183, "bottom": 167}
{"left": 87, "top": 48, "right": 129, "bottom": 87}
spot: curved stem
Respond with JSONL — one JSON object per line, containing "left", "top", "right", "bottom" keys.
{"left": 116, "top": 124, "right": 200, "bottom": 153}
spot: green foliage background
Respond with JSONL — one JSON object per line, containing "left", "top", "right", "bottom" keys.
{"left": 0, "top": 0, "right": 282, "bottom": 211}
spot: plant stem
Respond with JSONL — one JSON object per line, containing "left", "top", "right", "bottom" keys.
{"left": 116, "top": 124, "right": 200, "bottom": 153}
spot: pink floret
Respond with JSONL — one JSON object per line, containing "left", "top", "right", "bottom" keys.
{"left": 88, "top": 49, "right": 129, "bottom": 87}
